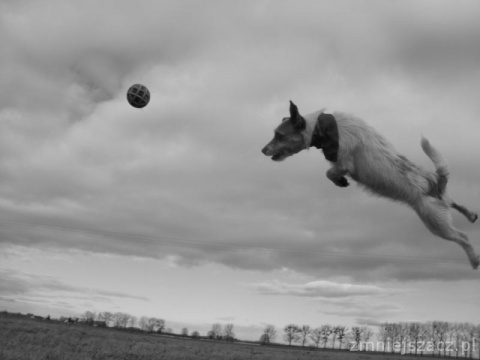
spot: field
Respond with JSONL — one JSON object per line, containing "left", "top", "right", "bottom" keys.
{"left": 1, "top": 314, "right": 441, "bottom": 360}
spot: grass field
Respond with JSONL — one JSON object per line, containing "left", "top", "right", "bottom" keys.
{"left": 0, "top": 314, "right": 443, "bottom": 360}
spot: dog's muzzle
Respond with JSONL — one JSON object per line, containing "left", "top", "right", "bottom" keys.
{"left": 261, "top": 146, "right": 285, "bottom": 161}
{"left": 261, "top": 145, "right": 277, "bottom": 158}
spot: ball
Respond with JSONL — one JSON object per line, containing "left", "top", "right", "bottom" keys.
{"left": 127, "top": 84, "right": 150, "bottom": 108}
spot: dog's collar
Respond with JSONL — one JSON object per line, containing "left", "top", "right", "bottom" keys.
{"left": 310, "top": 113, "right": 339, "bottom": 162}
{"left": 310, "top": 119, "right": 323, "bottom": 150}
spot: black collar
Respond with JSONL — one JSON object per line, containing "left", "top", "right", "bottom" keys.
{"left": 309, "top": 113, "right": 339, "bottom": 162}
{"left": 310, "top": 119, "right": 323, "bottom": 149}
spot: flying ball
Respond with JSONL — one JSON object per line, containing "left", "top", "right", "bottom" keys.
{"left": 127, "top": 84, "right": 150, "bottom": 108}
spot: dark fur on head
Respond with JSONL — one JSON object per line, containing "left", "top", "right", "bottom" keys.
{"left": 289, "top": 101, "right": 306, "bottom": 131}
{"left": 261, "top": 101, "right": 308, "bottom": 162}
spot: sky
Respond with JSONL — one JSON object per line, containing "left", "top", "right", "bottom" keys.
{"left": 1, "top": 0, "right": 480, "bottom": 342}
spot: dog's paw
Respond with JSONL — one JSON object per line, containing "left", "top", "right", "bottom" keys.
{"left": 336, "top": 177, "right": 349, "bottom": 187}
{"left": 470, "top": 213, "right": 478, "bottom": 223}
{"left": 471, "top": 255, "right": 480, "bottom": 270}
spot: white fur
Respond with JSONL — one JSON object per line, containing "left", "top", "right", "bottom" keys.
{"left": 300, "top": 110, "right": 479, "bottom": 269}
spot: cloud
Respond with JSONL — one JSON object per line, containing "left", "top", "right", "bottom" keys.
{"left": 321, "top": 300, "right": 404, "bottom": 319}
{"left": 318, "top": 297, "right": 405, "bottom": 326}
{"left": 356, "top": 318, "right": 383, "bottom": 327}
{"left": 250, "top": 280, "right": 396, "bottom": 298}
{"left": 250, "top": 279, "right": 407, "bottom": 326}
{"left": 0, "top": 268, "right": 149, "bottom": 304}
{"left": 216, "top": 316, "right": 235, "bottom": 322}
{"left": 0, "top": 0, "right": 479, "bottom": 286}
{"left": 385, "top": 1, "right": 480, "bottom": 79}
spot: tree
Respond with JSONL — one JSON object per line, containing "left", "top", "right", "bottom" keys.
{"left": 389, "top": 323, "right": 403, "bottom": 354}
{"left": 298, "top": 325, "right": 311, "bottom": 347}
{"left": 259, "top": 334, "right": 269, "bottom": 345}
{"left": 350, "top": 327, "right": 363, "bottom": 351}
{"left": 378, "top": 323, "right": 390, "bottom": 353}
{"left": 283, "top": 324, "right": 300, "bottom": 346}
{"left": 407, "top": 322, "right": 422, "bottom": 355}
{"left": 145, "top": 318, "right": 154, "bottom": 332}
{"left": 321, "top": 325, "right": 332, "bottom": 349}
{"left": 139, "top": 316, "right": 149, "bottom": 331}
{"left": 429, "top": 321, "right": 449, "bottom": 356}
{"left": 361, "top": 327, "right": 373, "bottom": 351}
{"left": 374, "top": 321, "right": 480, "bottom": 357}
{"left": 336, "top": 326, "right": 348, "bottom": 349}
{"left": 331, "top": 326, "right": 340, "bottom": 349}
{"left": 223, "top": 324, "right": 235, "bottom": 342}
{"left": 261, "top": 325, "right": 277, "bottom": 345}
{"left": 208, "top": 323, "right": 222, "bottom": 340}
{"left": 309, "top": 327, "right": 322, "bottom": 348}
{"left": 463, "top": 322, "right": 479, "bottom": 359}
{"left": 112, "top": 312, "right": 131, "bottom": 329}
{"left": 389, "top": 322, "right": 409, "bottom": 354}
{"left": 129, "top": 316, "right": 137, "bottom": 328}
{"left": 181, "top": 327, "right": 189, "bottom": 337}
{"left": 97, "top": 312, "right": 113, "bottom": 327}
{"left": 154, "top": 318, "right": 166, "bottom": 334}
{"left": 437, "top": 321, "right": 450, "bottom": 356}
{"left": 81, "top": 311, "right": 96, "bottom": 326}
{"left": 146, "top": 318, "right": 156, "bottom": 332}
{"left": 144, "top": 317, "right": 165, "bottom": 333}
{"left": 191, "top": 330, "right": 200, "bottom": 339}
{"left": 447, "top": 322, "right": 461, "bottom": 358}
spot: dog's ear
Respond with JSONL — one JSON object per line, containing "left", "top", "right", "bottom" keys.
{"left": 289, "top": 101, "right": 299, "bottom": 117}
{"left": 289, "top": 101, "right": 306, "bottom": 130}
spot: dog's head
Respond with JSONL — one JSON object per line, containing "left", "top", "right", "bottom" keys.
{"left": 261, "top": 101, "right": 308, "bottom": 161}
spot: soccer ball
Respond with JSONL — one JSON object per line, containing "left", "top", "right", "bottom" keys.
{"left": 127, "top": 84, "right": 150, "bottom": 108}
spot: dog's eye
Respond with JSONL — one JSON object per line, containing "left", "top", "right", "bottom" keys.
{"left": 275, "top": 133, "right": 284, "bottom": 140}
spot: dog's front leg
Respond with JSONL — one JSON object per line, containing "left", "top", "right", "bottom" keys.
{"left": 326, "top": 166, "right": 349, "bottom": 187}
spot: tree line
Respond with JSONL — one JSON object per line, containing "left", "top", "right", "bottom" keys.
{"left": 206, "top": 323, "right": 236, "bottom": 342}
{"left": 76, "top": 311, "right": 235, "bottom": 341}
{"left": 259, "top": 321, "right": 480, "bottom": 358}
{"left": 78, "top": 311, "right": 170, "bottom": 333}
{"left": 259, "top": 324, "right": 354, "bottom": 349}
{"left": 377, "top": 321, "right": 479, "bottom": 358}
{"left": 72, "top": 310, "right": 479, "bottom": 358}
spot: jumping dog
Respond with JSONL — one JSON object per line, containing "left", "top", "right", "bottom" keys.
{"left": 262, "top": 101, "right": 479, "bottom": 269}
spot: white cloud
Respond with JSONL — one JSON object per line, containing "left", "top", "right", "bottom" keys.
{"left": 250, "top": 279, "right": 408, "bottom": 326}
{"left": 250, "top": 280, "right": 395, "bottom": 298}
{"left": 321, "top": 300, "right": 404, "bottom": 319}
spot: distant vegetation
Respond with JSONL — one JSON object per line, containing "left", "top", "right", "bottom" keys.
{"left": 1, "top": 311, "right": 479, "bottom": 359}
{"left": 272, "top": 322, "right": 480, "bottom": 358}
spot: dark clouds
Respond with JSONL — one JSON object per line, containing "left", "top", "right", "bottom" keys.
{"left": 1, "top": 0, "right": 479, "bottom": 287}
{"left": 0, "top": 268, "right": 149, "bottom": 305}
{"left": 387, "top": 1, "right": 480, "bottom": 77}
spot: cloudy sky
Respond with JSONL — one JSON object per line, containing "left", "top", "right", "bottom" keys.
{"left": 1, "top": 0, "right": 479, "bottom": 341}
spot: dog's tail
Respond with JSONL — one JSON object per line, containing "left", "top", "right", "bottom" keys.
{"left": 421, "top": 137, "right": 449, "bottom": 195}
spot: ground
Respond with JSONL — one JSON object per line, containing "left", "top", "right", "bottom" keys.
{"left": 0, "top": 313, "right": 445, "bottom": 360}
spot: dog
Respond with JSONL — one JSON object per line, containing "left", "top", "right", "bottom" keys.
{"left": 262, "top": 101, "right": 479, "bottom": 269}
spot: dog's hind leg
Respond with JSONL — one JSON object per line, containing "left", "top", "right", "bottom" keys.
{"left": 442, "top": 194, "right": 478, "bottom": 223}
{"left": 451, "top": 202, "right": 478, "bottom": 223}
{"left": 326, "top": 166, "right": 349, "bottom": 187}
{"left": 414, "top": 197, "right": 480, "bottom": 269}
